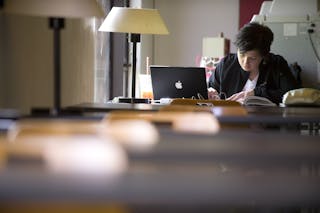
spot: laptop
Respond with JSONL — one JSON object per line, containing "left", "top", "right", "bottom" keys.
{"left": 150, "top": 66, "right": 208, "bottom": 100}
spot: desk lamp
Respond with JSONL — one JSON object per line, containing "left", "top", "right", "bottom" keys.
{"left": 4, "top": 0, "right": 104, "bottom": 115}
{"left": 98, "top": 7, "right": 169, "bottom": 103}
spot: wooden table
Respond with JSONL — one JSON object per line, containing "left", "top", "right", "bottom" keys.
{"left": 0, "top": 127, "right": 319, "bottom": 209}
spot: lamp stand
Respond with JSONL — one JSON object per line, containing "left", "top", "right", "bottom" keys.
{"left": 118, "top": 33, "right": 149, "bottom": 104}
{"left": 31, "top": 17, "right": 65, "bottom": 116}
{"left": 49, "top": 17, "right": 64, "bottom": 115}
{"left": 131, "top": 33, "right": 139, "bottom": 99}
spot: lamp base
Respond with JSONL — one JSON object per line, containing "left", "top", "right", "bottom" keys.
{"left": 117, "top": 97, "right": 150, "bottom": 104}
{"left": 31, "top": 107, "right": 81, "bottom": 116}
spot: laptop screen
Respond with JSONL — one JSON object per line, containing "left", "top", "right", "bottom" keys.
{"left": 150, "top": 66, "right": 208, "bottom": 100}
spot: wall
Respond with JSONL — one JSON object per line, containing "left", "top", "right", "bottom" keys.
{"left": 0, "top": 15, "right": 96, "bottom": 114}
{"left": 2, "top": 15, "right": 52, "bottom": 114}
{"left": 239, "top": 0, "right": 267, "bottom": 28}
{"left": 61, "top": 19, "right": 96, "bottom": 107}
{"left": 153, "top": 0, "right": 239, "bottom": 67}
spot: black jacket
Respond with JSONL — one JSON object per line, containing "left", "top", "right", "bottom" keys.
{"left": 208, "top": 53, "right": 299, "bottom": 104}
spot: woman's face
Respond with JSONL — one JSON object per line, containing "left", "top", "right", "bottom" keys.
{"left": 237, "top": 49, "right": 263, "bottom": 72}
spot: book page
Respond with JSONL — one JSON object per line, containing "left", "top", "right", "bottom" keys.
{"left": 243, "top": 96, "right": 276, "bottom": 106}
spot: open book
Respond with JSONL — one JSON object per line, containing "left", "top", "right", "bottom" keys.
{"left": 242, "top": 96, "right": 277, "bottom": 106}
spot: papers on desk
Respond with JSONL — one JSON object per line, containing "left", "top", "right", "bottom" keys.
{"left": 242, "top": 96, "right": 276, "bottom": 106}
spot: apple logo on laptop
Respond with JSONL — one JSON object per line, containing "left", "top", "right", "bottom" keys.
{"left": 175, "top": 80, "right": 183, "bottom": 89}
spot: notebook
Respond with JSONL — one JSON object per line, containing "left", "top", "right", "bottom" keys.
{"left": 150, "top": 66, "right": 208, "bottom": 100}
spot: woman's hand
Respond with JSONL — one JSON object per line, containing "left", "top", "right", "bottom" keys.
{"left": 227, "top": 90, "right": 254, "bottom": 103}
{"left": 207, "top": 87, "right": 220, "bottom": 100}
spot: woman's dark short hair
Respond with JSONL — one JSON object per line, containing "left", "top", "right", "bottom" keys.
{"left": 234, "top": 22, "right": 274, "bottom": 56}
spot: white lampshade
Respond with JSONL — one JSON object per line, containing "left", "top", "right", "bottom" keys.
{"left": 98, "top": 7, "right": 169, "bottom": 35}
{"left": 202, "top": 36, "right": 230, "bottom": 58}
{"left": 4, "top": 0, "right": 105, "bottom": 18}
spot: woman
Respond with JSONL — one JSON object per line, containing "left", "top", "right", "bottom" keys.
{"left": 208, "top": 22, "right": 299, "bottom": 104}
